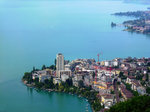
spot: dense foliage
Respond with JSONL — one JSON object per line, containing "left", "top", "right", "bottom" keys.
{"left": 22, "top": 72, "right": 102, "bottom": 112}
{"left": 146, "top": 87, "right": 150, "bottom": 94}
{"left": 22, "top": 72, "right": 32, "bottom": 84}
{"left": 124, "top": 83, "right": 139, "bottom": 97}
{"left": 107, "top": 95, "right": 150, "bottom": 112}
{"left": 34, "top": 79, "right": 102, "bottom": 111}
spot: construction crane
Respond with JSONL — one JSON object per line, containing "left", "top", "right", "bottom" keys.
{"left": 97, "top": 52, "right": 102, "bottom": 65}
{"left": 94, "top": 52, "right": 102, "bottom": 84}
{"left": 97, "top": 54, "right": 100, "bottom": 64}
{"left": 95, "top": 69, "right": 97, "bottom": 83}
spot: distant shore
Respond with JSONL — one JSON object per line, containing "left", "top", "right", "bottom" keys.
{"left": 112, "top": 10, "right": 150, "bottom": 34}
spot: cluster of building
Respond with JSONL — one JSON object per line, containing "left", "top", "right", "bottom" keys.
{"left": 31, "top": 54, "right": 150, "bottom": 110}
{"left": 114, "top": 11, "right": 150, "bottom": 34}
{"left": 125, "top": 23, "right": 150, "bottom": 34}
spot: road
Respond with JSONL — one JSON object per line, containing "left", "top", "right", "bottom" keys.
{"left": 114, "top": 79, "right": 120, "bottom": 103}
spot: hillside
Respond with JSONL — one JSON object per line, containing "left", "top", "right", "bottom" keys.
{"left": 107, "top": 95, "right": 150, "bottom": 112}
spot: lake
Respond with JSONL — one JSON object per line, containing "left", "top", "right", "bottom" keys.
{"left": 0, "top": 0, "right": 150, "bottom": 112}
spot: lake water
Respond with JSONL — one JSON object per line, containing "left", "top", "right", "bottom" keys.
{"left": 0, "top": 0, "right": 150, "bottom": 112}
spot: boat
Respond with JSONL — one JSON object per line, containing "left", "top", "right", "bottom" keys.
{"left": 86, "top": 109, "right": 89, "bottom": 112}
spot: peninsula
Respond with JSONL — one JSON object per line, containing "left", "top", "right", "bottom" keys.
{"left": 22, "top": 54, "right": 150, "bottom": 112}
{"left": 112, "top": 11, "right": 150, "bottom": 34}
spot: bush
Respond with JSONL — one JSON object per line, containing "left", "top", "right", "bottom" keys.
{"left": 107, "top": 95, "right": 150, "bottom": 112}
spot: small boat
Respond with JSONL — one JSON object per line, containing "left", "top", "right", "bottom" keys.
{"left": 86, "top": 109, "right": 89, "bottom": 112}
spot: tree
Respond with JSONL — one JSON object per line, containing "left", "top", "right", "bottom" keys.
{"left": 92, "top": 72, "right": 96, "bottom": 79}
{"left": 44, "top": 79, "right": 49, "bottom": 85}
{"left": 66, "top": 78, "right": 73, "bottom": 86}
{"left": 119, "top": 72, "right": 125, "bottom": 79}
{"left": 35, "top": 82, "right": 44, "bottom": 89}
{"left": 34, "top": 77, "right": 39, "bottom": 84}
{"left": 55, "top": 59, "right": 56, "bottom": 66}
{"left": 107, "top": 96, "right": 150, "bottom": 112}
{"left": 42, "top": 65, "right": 46, "bottom": 70}
{"left": 48, "top": 79, "right": 54, "bottom": 89}
{"left": 136, "top": 74, "right": 143, "bottom": 81}
{"left": 49, "top": 65, "right": 56, "bottom": 70}
{"left": 22, "top": 72, "right": 32, "bottom": 84}
{"left": 146, "top": 73, "right": 149, "bottom": 82}
{"left": 111, "top": 90, "right": 114, "bottom": 94}
{"left": 78, "top": 80, "right": 84, "bottom": 88}
{"left": 146, "top": 87, "right": 150, "bottom": 94}
{"left": 125, "top": 83, "right": 132, "bottom": 91}
{"left": 32, "top": 66, "right": 36, "bottom": 72}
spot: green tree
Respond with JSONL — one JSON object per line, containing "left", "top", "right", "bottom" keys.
{"left": 78, "top": 80, "right": 84, "bottom": 88}
{"left": 22, "top": 72, "right": 32, "bottom": 84}
{"left": 49, "top": 65, "right": 56, "bottom": 70}
{"left": 146, "top": 87, "right": 150, "bottom": 94}
{"left": 32, "top": 66, "right": 36, "bottom": 72}
{"left": 66, "top": 78, "right": 73, "bottom": 86}
{"left": 42, "top": 65, "right": 46, "bottom": 70}
{"left": 107, "top": 96, "right": 150, "bottom": 112}
{"left": 55, "top": 59, "right": 56, "bottom": 66}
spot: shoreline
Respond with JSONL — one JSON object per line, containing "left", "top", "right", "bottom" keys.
{"left": 111, "top": 23, "right": 150, "bottom": 35}
{"left": 22, "top": 80, "right": 94, "bottom": 112}
{"left": 112, "top": 10, "right": 150, "bottom": 35}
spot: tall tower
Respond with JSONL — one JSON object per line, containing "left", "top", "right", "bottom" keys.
{"left": 56, "top": 53, "right": 64, "bottom": 77}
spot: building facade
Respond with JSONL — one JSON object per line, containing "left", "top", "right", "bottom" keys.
{"left": 56, "top": 53, "right": 65, "bottom": 77}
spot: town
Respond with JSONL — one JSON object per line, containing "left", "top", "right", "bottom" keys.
{"left": 23, "top": 53, "right": 150, "bottom": 111}
{"left": 113, "top": 11, "right": 150, "bottom": 34}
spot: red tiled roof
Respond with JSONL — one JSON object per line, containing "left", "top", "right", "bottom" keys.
{"left": 132, "top": 80, "right": 141, "bottom": 87}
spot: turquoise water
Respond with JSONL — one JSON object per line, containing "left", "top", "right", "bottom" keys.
{"left": 0, "top": 0, "right": 150, "bottom": 112}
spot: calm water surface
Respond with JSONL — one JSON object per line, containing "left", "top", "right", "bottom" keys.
{"left": 0, "top": 0, "right": 150, "bottom": 112}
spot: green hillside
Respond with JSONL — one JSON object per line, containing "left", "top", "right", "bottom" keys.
{"left": 107, "top": 95, "right": 150, "bottom": 112}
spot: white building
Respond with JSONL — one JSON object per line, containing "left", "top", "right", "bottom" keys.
{"left": 32, "top": 70, "right": 50, "bottom": 82}
{"left": 104, "top": 61, "right": 110, "bottom": 67}
{"left": 39, "top": 75, "right": 51, "bottom": 83}
{"left": 74, "top": 74, "right": 83, "bottom": 81}
{"left": 126, "top": 76, "right": 135, "bottom": 84}
{"left": 65, "top": 64, "right": 71, "bottom": 71}
{"left": 61, "top": 74, "right": 69, "bottom": 82}
{"left": 56, "top": 53, "right": 64, "bottom": 71}
{"left": 57, "top": 70, "right": 71, "bottom": 78}
{"left": 101, "top": 94, "right": 114, "bottom": 109}
{"left": 113, "top": 61, "right": 119, "bottom": 67}
{"left": 56, "top": 53, "right": 65, "bottom": 77}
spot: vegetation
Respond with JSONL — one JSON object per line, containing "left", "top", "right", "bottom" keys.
{"left": 34, "top": 79, "right": 102, "bottom": 111}
{"left": 22, "top": 72, "right": 32, "bottom": 84}
{"left": 42, "top": 65, "right": 46, "bottom": 70}
{"left": 119, "top": 72, "right": 127, "bottom": 80}
{"left": 146, "top": 87, "right": 150, "bottom": 94}
{"left": 49, "top": 65, "right": 56, "bottom": 70}
{"left": 136, "top": 74, "right": 143, "bottom": 81}
{"left": 107, "top": 95, "right": 150, "bottom": 112}
{"left": 111, "top": 22, "right": 116, "bottom": 27}
{"left": 124, "top": 83, "right": 139, "bottom": 97}
{"left": 22, "top": 72, "right": 102, "bottom": 112}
